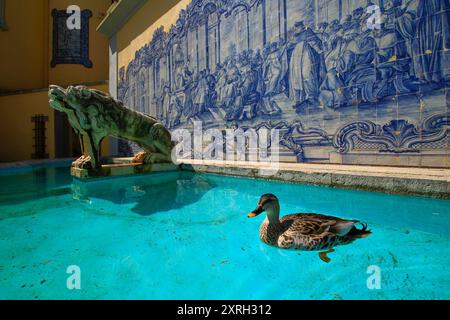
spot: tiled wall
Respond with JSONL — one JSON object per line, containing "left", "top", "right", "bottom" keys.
{"left": 117, "top": 0, "right": 450, "bottom": 167}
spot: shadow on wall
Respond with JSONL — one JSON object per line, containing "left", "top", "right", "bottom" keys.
{"left": 117, "top": 0, "right": 183, "bottom": 50}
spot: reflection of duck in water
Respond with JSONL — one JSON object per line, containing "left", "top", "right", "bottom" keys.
{"left": 248, "top": 194, "right": 371, "bottom": 262}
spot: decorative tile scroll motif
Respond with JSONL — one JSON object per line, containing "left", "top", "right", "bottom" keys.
{"left": 333, "top": 113, "right": 450, "bottom": 154}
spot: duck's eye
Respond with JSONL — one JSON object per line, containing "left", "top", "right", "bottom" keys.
{"left": 261, "top": 199, "right": 274, "bottom": 207}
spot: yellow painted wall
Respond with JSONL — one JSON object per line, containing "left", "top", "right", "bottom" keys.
{"left": 0, "top": 90, "right": 55, "bottom": 162}
{"left": 0, "top": 0, "right": 110, "bottom": 93}
{"left": 117, "top": 0, "right": 188, "bottom": 72}
{"left": 0, "top": 83, "right": 108, "bottom": 162}
{"left": 0, "top": 0, "right": 111, "bottom": 162}
{"left": 0, "top": 0, "right": 47, "bottom": 92}
{"left": 48, "top": 0, "right": 110, "bottom": 87}
{"left": 0, "top": 0, "right": 187, "bottom": 162}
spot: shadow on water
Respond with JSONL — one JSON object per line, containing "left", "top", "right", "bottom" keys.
{"left": 0, "top": 166, "right": 73, "bottom": 205}
{"left": 72, "top": 171, "right": 217, "bottom": 216}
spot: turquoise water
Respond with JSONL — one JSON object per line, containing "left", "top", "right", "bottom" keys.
{"left": 0, "top": 166, "right": 449, "bottom": 300}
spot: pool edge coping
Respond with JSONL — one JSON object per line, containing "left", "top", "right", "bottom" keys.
{"left": 179, "top": 161, "right": 450, "bottom": 200}
{"left": 1, "top": 158, "right": 448, "bottom": 199}
{"left": 0, "top": 158, "right": 75, "bottom": 175}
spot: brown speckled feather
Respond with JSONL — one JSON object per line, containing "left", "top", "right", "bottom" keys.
{"left": 259, "top": 213, "right": 362, "bottom": 251}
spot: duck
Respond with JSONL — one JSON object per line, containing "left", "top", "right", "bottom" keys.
{"left": 247, "top": 194, "right": 371, "bottom": 262}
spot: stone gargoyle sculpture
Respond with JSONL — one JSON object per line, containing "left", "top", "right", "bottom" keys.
{"left": 49, "top": 85, "right": 173, "bottom": 170}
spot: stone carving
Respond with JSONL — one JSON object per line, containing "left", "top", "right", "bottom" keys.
{"left": 117, "top": 0, "right": 449, "bottom": 166}
{"left": 48, "top": 85, "right": 173, "bottom": 170}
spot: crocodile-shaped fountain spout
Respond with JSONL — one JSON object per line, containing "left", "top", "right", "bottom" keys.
{"left": 49, "top": 85, "right": 173, "bottom": 170}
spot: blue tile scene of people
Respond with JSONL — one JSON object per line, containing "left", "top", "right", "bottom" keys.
{"left": 118, "top": 0, "right": 449, "bottom": 166}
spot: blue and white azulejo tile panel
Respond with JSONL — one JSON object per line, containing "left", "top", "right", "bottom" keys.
{"left": 117, "top": 0, "right": 450, "bottom": 167}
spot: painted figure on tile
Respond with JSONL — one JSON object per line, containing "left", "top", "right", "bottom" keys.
{"left": 180, "top": 65, "right": 194, "bottom": 117}
{"left": 263, "top": 41, "right": 288, "bottom": 97}
{"left": 168, "top": 94, "right": 183, "bottom": 128}
{"left": 324, "top": 21, "right": 345, "bottom": 72}
{"left": 192, "top": 70, "right": 209, "bottom": 116}
{"left": 174, "top": 44, "right": 185, "bottom": 90}
{"left": 347, "top": 7, "right": 365, "bottom": 32}
{"left": 374, "top": 21, "right": 412, "bottom": 97}
{"left": 253, "top": 49, "right": 265, "bottom": 95}
{"left": 223, "top": 57, "right": 241, "bottom": 120}
{"left": 160, "top": 81, "right": 171, "bottom": 125}
{"left": 383, "top": 0, "right": 417, "bottom": 78}
{"left": 237, "top": 52, "right": 260, "bottom": 106}
{"left": 288, "top": 21, "right": 326, "bottom": 111}
{"left": 215, "top": 63, "right": 227, "bottom": 108}
{"left": 415, "top": 0, "right": 450, "bottom": 83}
{"left": 316, "top": 23, "right": 330, "bottom": 52}
{"left": 341, "top": 14, "right": 360, "bottom": 53}
{"left": 339, "top": 21, "right": 378, "bottom": 104}
{"left": 206, "top": 71, "right": 217, "bottom": 109}
{"left": 175, "top": 63, "right": 185, "bottom": 91}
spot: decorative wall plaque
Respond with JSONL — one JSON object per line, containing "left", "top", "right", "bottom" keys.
{"left": 51, "top": 9, "right": 93, "bottom": 68}
{"left": 0, "top": 0, "right": 7, "bottom": 31}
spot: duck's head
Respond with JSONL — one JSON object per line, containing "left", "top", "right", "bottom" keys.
{"left": 248, "top": 194, "right": 280, "bottom": 221}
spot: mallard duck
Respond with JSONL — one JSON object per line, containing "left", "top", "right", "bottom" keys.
{"left": 248, "top": 194, "right": 371, "bottom": 262}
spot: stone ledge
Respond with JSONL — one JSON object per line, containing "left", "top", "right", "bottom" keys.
{"left": 0, "top": 158, "right": 75, "bottom": 171}
{"left": 0, "top": 81, "right": 108, "bottom": 97}
{"left": 71, "top": 162, "right": 180, "bottom": 179}
{"left": 96, "top": 0, "right": 148, "bottom": 37}
{"left": 179, "top": 160, "right": 450, "bottom": 199}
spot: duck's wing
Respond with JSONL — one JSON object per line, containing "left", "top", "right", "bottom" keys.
{"left": 281, "top": 214, "right": 333, "bottom": 233}
{"left": 278, "top": 214, "right": 359, "bottom": 249}
{"left": 287, "top": 213, "right": 356, "bottom": 223}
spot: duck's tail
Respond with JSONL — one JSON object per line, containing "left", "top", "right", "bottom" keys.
{"left": 348, "top": 222, "right": 372, "bottom": 239}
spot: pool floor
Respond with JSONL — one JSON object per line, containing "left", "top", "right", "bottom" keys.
{"left": 0, "top": 167, "right": 449, "bottom": 299}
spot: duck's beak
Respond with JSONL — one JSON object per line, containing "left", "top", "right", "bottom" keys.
{"left": 248, "top": 206, "right": 264, "bottom": 218}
